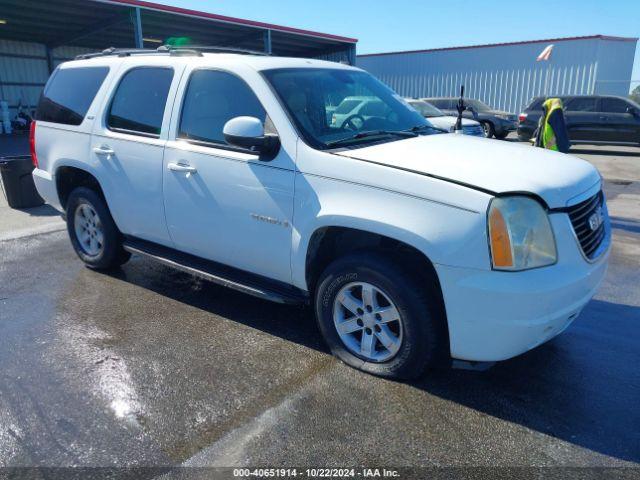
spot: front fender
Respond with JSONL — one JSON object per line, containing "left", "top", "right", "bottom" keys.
{"left": 290, "top": 172, "right": 492, "bottom": 291}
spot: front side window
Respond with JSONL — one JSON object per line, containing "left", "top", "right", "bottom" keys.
{"left": 37, "top": 67, "right": 109, "bottom": 125}
{"left": 600, "top": 97, "right": 631, "bottom": 113}
{"left": 107, "top": 67, "right": 174, "bottom": 136}
{"left": 263, "top": 68, "right": 436, "bottom": 150}
{"left": 179, "top": 70, "right": 267, "bottom": 146}
{"left": 565, "top": 97, "right": 597, "bottom": 112}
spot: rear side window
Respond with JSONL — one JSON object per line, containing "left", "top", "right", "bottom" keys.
{"left": 527, "top": 98, "right": 544, "bottom": 110}
{"left": 107, "top": 67, "right": 173, "bottom": 137}
{"left": 565, "top": 97, "right": 597, "bottom": 112}
{"left": 36, "top": 67, "right": 109, "bottom": 125}
{"left": 600, "top": 98, "right": 631, "bottom": 113}
{"left": 429, "top": 99, "right": 451, "bottom": 109}
{"left": 179, "top": 70, "right": 266, "bottom": 146}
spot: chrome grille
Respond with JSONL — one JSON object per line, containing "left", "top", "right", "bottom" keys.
{"left": 462, "top": 125, "right": 484, "bottom": 137}
{"left": 567, "top": 191, "right": 607, "bottom": 259}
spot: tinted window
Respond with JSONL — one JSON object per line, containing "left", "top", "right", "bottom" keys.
{"left": 600, "top": 97, "right": 631, "bottom": 113}
{"left": 566, "top": 97, "right": 597, "bottom": 112}
{"left": 108, "top": 67, "right": 173, "bottom": 136}
{"left": 179, "top": 70, "right": 266, "bottom": 145}
{"left": 36, "top": 67, "right": 109, "bottom": 125}
{"left": 527, "top": 98, "right": 545, "bottom": 110}
{"left": 428, "top": 99, "right": 451, "bottom": 109}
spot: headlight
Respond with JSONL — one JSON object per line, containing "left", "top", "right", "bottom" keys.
{"left": 487, "top": 196, "right": 557, "bottom": 270}
{"left": 496, "top": 114, "right": 511, "bottom": 120}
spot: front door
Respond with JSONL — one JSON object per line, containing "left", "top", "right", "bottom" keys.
{"left": 597, "top": 97, "right": 640, "bottom": 143}
{"left": 162, "top": 69, "right": 295, "bottom": 284}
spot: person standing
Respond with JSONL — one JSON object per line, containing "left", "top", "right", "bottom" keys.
{"left": 534, "top": 98, "right": 571, "bottom": 153}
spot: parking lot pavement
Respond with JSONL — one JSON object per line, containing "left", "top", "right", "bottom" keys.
{"left": 0, "top": 143, "right": 639, "bottom": 473}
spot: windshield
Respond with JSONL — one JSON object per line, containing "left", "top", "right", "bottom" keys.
{"left": 408, "top": 100, "right": 444, "bottom": 117}
{"left": 463, "top": 99, "right": 492, "bottom": 112}
{"left": 262, "top": 68, "right": 436, "bottom": 149}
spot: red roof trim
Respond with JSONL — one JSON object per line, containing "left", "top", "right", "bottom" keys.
{"left": 358, "top": 35, "right": 637, "bottom": 57}
{"left": 94, "top": 0, "right": 358, "bottom": 43}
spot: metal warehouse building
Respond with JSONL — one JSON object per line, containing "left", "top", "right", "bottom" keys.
{"left": 357, "top": 35, "right": 638, "bottom": 113}
{"left": 0, "top": 0, "right": 357, "bottom": 119}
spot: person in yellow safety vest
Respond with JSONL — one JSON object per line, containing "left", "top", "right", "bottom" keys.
{"left": 534, "top": 97, "right": 571, "bottom": 153}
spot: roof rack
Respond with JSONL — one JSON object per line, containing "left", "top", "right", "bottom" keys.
{"left": 75, "top": 45, "right": 269, "bottom": 60}
{"left": 159, "top": 45, "right": 270, "bottom": 56}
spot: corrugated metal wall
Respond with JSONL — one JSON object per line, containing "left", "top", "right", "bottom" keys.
{"left": 0, "top": 39, "right": 93, "bottom": 118}
{"left": 357, "top": 37, "right": 637, "bottom": 113}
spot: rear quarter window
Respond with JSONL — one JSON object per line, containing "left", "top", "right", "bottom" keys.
{"left": 527, "top": 98, "right": 544, "bottom": 110}
{"left": 36, "top": 67, "right": 109, "bottom": 125}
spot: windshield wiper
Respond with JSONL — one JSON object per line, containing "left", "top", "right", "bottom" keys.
{"left": 405, "top": 124, "right": 448, "bottom": 134}
{"left": 326, "top": 129, "right": 418, "bottom": 148}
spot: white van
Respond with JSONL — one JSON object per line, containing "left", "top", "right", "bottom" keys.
{"left": 31, "top": 47, "right": 610, "bottom": 378}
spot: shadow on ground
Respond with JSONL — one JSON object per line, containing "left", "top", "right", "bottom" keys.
{"left": 107, "top": 259, "right": 640, "bottom": 463}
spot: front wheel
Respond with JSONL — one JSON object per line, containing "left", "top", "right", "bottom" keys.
{"left": 314, "top": 252, "right": 447, "bottom": 379}
{"left": 494, "top": 131, "right": 509, "bottom": 140}
{"left": 66, "top": 187, "right": 130, "bottom": 270}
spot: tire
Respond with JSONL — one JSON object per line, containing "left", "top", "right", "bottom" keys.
{"left": 66, "top": 187, "right": 130, "bottom": 270}
{"left": 480, "top": 121, "right": 495, "bottom": 138}
{"left": 494, "top": 131, "right": 509, "bottom": 140}
{"left": 314, "top": 251, "right": 447, "bottom": 379}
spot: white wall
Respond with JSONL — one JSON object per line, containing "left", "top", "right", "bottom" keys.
{"left": 357, "top": 37, "right": 638, "bottom": 113}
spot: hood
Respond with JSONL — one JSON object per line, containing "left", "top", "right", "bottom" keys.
{"left": 335, "top": 134, "right": 600, "bottom": 208}
{"left": 427, "top": 116, "right": 478, "bottom": 130}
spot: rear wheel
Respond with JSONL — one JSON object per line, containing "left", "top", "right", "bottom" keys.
{"left": 481, "top": 121, "right": 495, "bottom": 138}
{"left": 314, "top": 251, "right": 446, "bottom": 379}
{"left": 66, "top": 187, "right": 130, "bottom": 269}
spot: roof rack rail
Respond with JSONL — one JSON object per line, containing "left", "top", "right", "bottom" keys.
{"left": 158, "top": 45, "right": 270, "bottom": 56}
{"left": 75, "top": 44, "right": 269, "bottom": 60}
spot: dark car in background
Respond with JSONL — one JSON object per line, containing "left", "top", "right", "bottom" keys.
{"left": 423, "top": 97, "right": 518, "bottom": 139}
{"left": 517, "top": 95, "right": 640, "bottom": 146}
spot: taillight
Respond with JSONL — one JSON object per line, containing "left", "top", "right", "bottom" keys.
{"left": 29, "top": 121, "right": 38, "bottom": 168}
{"left": 518, "top": 113, "right": 527, "bottom": 123}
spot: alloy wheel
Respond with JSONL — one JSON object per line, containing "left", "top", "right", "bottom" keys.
{"left": 333, "top": 281, "right": 403, "bottom": 362}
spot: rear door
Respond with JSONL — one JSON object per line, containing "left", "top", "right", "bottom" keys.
{"left": 564, "top": 97, "right": 600, "bottom": 142}
{"left": 598, "top": 97, "right": 639, "bottom": 143}
{"left": 91, "top": 62, "right": 185, "bottom": 246}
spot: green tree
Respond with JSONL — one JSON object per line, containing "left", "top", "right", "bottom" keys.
{"left": 631, "top": 85, "right": 640, "bottom": 104}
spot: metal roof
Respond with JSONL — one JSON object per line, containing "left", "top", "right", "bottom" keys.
{"left": 358, "top": 35, "right": 637, "bottom": 58}
{"left": 0, "top": 0, "right": 356, "bottom": 57}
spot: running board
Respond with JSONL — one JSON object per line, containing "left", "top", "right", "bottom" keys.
{"left": 123, "top": 237, "right": 309, "bottom": 305}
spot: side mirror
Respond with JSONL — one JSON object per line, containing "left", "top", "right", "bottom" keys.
{"left": 223, "top": 116, "right": 280, "bottom": 156}
{"left": 626, "top": 106, "right": 639, "bottom": 116}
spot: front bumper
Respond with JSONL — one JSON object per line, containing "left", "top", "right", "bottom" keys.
{"left": 435, "top": 212, "right": 610, "bottom": 362}
{"left": 494, "top": 120, "right": 517, "bottom": 135}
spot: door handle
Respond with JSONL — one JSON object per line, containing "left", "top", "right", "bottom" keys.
{"left": 93, "top": 145, "right": 115, "bottom": 156}
{"left": 168, "top": 163, "right": 197, "bottom": 174}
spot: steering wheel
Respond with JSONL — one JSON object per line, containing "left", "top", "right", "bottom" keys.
{"left": 342, "top": 114, "right": 365, "bottom": 131}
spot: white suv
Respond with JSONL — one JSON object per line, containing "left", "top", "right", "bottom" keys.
{"left": 31, "top": 47, "right": 611, "bottom": 379}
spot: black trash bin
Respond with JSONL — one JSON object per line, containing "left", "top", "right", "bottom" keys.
{"left": 0, "top": 155, "right": 44, "bottom": 209}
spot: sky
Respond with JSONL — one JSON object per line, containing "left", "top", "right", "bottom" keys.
{"left": 153, "top": 0, "right": 640, "bottom": 92}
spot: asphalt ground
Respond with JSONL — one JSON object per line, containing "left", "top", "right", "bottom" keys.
{"left": 0, "top": 138, "right": 639, "bottom": 479}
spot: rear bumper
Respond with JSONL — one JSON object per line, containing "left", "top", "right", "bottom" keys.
{"left": 32, "top": 168, "right": 62, "bottom": 211}
{"left": 435, "top": 213, "right": 610, "bottom": 362}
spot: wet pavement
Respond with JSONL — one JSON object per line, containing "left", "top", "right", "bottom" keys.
{"left": 0, "top": 146, "right": 639, "bottom": 474}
